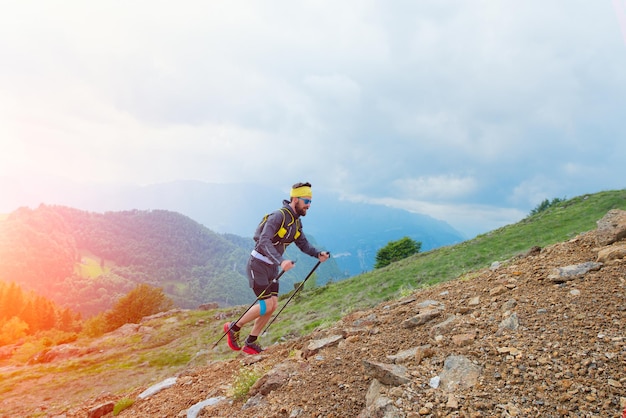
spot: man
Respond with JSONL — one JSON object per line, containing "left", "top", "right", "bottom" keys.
{"left": 224, "top": 182, "right": 330, "bottom": 355}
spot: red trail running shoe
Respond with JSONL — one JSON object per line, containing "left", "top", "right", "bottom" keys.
{"left": 223, "top": 322, "right": 241, "bottom": 351}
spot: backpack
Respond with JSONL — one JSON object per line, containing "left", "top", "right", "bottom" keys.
{"left": 259, "top": 207, "right": 301, "bottom": 243}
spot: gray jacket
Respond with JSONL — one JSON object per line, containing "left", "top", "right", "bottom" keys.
{"left": 252, "top": 200, "right": 319, "bottom": 265}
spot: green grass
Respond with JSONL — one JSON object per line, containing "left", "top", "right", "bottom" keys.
{"left": 75, "top": 250, "right": 111, "bottom": 278}
{"left": 257, "top": 189, "right": 626, "bottom": 344}
{"left": 113, "top": 397, "right": 134, "bottom": 415}
{"left": 231, "top": 365, "right": 265, "bottom": 400}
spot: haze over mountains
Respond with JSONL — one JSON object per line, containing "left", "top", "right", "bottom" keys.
{"left": 2, "top": 179, "right": 465, "bottom": 275}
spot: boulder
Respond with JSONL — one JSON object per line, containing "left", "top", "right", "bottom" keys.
{"left": 596, "top": 209, "right": 626, "bottom": 246}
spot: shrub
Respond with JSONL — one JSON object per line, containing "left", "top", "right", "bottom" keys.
{"left": 81, "top": 313, "right": 108, "bottom": 338}
{"left": 232, "top": 366, "right": 264, "bottom": 400}
{"left": 0, "top": 317, "right": 29, "bottom": 345}
{"left": 529, "top": 197, "right": 566, "bottom": 216}
{"left": 113, "top": 397, "right": 134, "bottom": 415}
{"left": 105, "top": 284, "right": 174, "bottom": 330}
{"left": 375, "top": 237, "right": 421, "bottom": 269}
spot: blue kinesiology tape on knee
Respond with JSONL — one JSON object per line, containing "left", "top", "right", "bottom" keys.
{"left": 258, "top": 299, "right": 267, "bottom": 316}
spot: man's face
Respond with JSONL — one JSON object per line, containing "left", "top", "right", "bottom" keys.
{"left": 295, "top": 196, "right": 312, "bottom": 216}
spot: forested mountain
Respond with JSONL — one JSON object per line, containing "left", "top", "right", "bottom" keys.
{"left": 0, "top": 205, "right": 342, "bottom": 316}
{"left": 0, "top": 280, "right": 81, "bottom": 345}
{"left": 0, "top": 179, "right": 466, "bottom": 275}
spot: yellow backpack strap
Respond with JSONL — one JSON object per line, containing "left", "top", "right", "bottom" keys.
{"left": 276, "top": 208, "right": 288, "bottom": 238}
{"left": 282, "top": 207, "right": 295, "bottom": 225}
{"left": 261, "top": 208, "right": 297, "bottom": 240}
{"left": 294, "top": 218, "right": 301, "bottom": 239}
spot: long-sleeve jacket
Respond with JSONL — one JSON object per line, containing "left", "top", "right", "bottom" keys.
{"left": 252, "top": 200, "right": 319, "bottom": 265}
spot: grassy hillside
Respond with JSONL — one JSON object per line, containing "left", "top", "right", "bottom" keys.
{"left": 75, "top": 250, "right": 112, "bottom": 278}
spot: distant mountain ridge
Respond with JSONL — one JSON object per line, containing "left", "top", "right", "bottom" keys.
{"left": 1, "top": 179, "right": 465, "bottom": 275}
{"left": 0, "top": 205, "right": 342, "bottom": 316}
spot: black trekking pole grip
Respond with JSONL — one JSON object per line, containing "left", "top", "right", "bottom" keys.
{"left": 211, "top": 268, "right": 287, "bottom": 349}
{"left": 262, "top": 259, "right": 323, "bottom": 336}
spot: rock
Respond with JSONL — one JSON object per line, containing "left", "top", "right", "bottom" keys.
{"left": 523, "top": 246, "right": 542, "bottom": 257}
{"left": 28, "top": 344, "right": 86, "bottom": 364}
{"left": 386, "top": 346, "right": 419, "bottom": 363}
{"left": 242, "top": 393, "right": 264, "bottom": 410}
{"left": 497, "top": 346, "right": 522, "bottom": 357}
{"left": 352, "top": 313, "right": 379, "bottom": 327}
{"left": 489, "top": 285, "right": 508, "bottom": 296}
{"left": 138, "top": 377, "right": 177, "bottom": 399}
{"left": 303, "top": 335, "right": 343, "bottom": 358}
{"left": 249, "top": 364, "right": 291, "bottom": 396}
{"left": 358, "top": 380, "right": 404, "bottom": 418}
{"left": 597, "top": 244, "right": 626, "bottom": 263}
{"left": 364, "top": 378, "right": 383, "bottom": 406}
{"left": 452, "top": 332, "right": 476, "bottom": 346}
{"left": 439, "top": 355, "right": 482, "bottom": 392}
{"left": 385, "top": 344, "right": 433, "bottom": 365}
{"left": 430, "top": 314, "right": 457, "bottom": 336}
{"left": 402, "top": 309, "right": 442, "bottom": 328}
{"left": 113, "top": 323, "right": 140, "bottom": 337}
{"left": 87, "top": 402, "right": 114, "bottom": 418}
{"left": 186, "top": 397, "right": 224, "bottom": 418}
{"left": 596, "top": 209, "right": 626, "bottom": 246}
{"left": 548, "top": 262, "right": 603, "bottom": 283}
{"left": 608, "top": 379, "right": 622, "bottom": 388}
{"left": 497, "top": 312, "right": 520, "bottom": 335}
{"left": 446, "top": 393, "right": 459, "bottom": 409}
{"left": 415, "top": 345, "right": 435, "bottom": 365}
{"left": 415, "top": 299, "right": 442, "bottom": 309}
{"left": 502, "top": 298, "right": 517, "bottom": 310}
{"left": 357, "top": 396, "right": 402, "bottom": 418}
{"left": 341, "top": 327, "right": 370, "bottom": 338}
{"left": 362, "top": 360, "right": 410, "bottom": 386}
{"left": 0, "top": 344, "right": 18, "bottom": 360}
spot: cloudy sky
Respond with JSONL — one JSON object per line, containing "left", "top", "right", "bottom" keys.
{"left": 2, "top": 1, "right": 626, "bottom": 237}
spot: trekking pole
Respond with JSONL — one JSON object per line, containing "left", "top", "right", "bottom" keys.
{"left": 262, "top": 255, "right": 327, "bottom": 336}
{"left": 211, "top": 267, "right": 289, "bottom": 349}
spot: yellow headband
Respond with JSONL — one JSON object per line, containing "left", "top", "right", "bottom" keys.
{"left": 290, "top": 186, "right": 312, "bottom": 198}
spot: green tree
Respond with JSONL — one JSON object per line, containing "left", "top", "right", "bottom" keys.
{"left": 374, "top": 237, "right": 421, "bottom": 269}
{"left": 105, "top": 284, "right": 174, "bottom": 330}
{"left": 82, "top": 312, "right": 108, "bottom": 337}
{"left": 0, "top": 317, "right": 29, "bottom": 345}
{"left": 81, "top": 313, "right": 108, "bottom": 338}
{"left": 529, "top": 197, "right": 566, "bottom": 216}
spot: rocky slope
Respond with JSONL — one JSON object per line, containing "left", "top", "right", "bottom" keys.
{"left": 11, "top": 211, "right": 626, "bottom": 417}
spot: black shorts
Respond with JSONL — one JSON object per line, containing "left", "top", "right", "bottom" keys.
{"left": 247, "top": 257, "right": 279, "bottom": 299}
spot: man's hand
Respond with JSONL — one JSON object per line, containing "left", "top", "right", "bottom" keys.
{"left": 318, "top": 251, "right": 330, "bottom": 262}
{"left": 281, "top": 259, "right": 295, "bottom": 272}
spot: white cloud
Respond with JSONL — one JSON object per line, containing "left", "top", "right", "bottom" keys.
{"left": 392, "top": 175, "right": 478, "bottom": 200}
{"left": 304, "top": 74, "right": 361, "bottom": 111}
{"left": 344, "top": 194, "right": 526, "bottom": 238}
